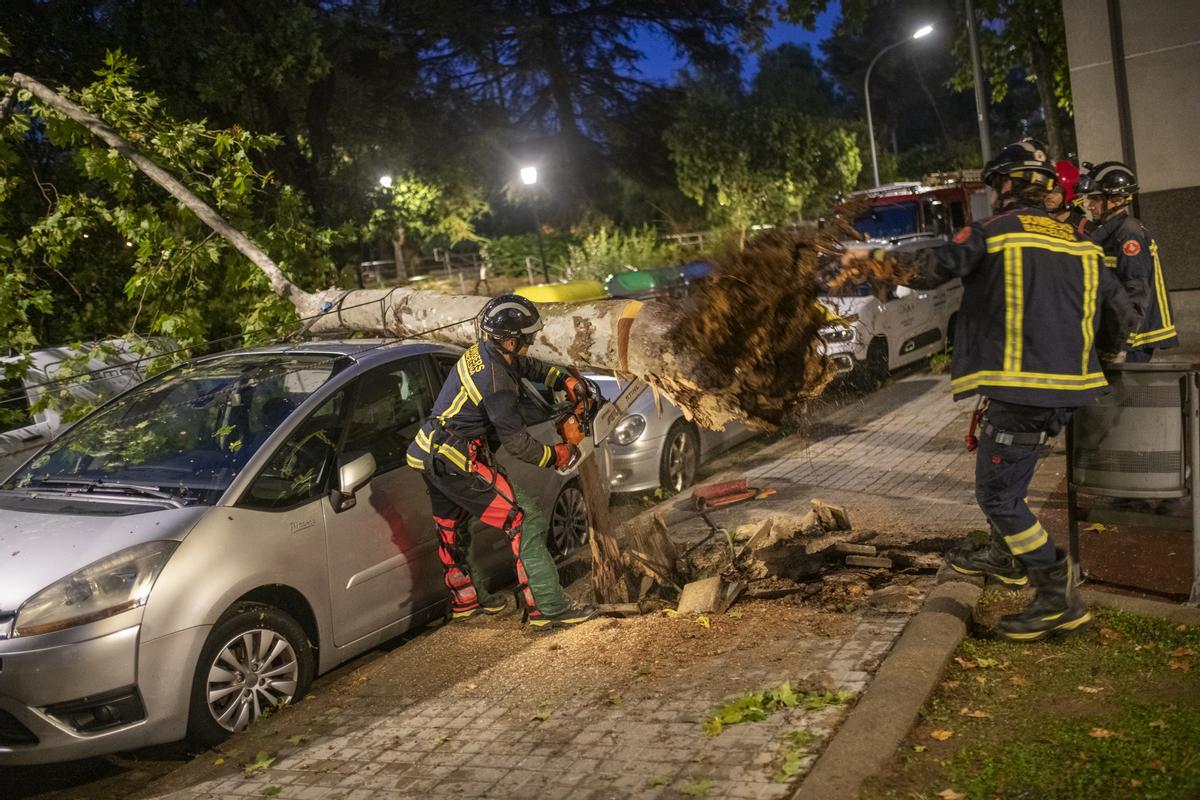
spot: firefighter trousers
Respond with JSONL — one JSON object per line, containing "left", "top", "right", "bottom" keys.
{"left": 422, "top": 460, "right": 570, "bottom": 619}
{"left": 974, "top": 400, "right": 1074, "bottom": 569}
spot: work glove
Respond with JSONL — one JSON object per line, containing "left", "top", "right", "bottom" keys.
{"left": 564, "top": 376, "right": 585, "bottom": 402}
{"left": 553, "top": 442, "right": 580, "bottom": 470}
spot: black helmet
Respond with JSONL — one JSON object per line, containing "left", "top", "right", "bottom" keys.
{"left": 1077, "top": 161, "right": 1138, "bottom": 197}
{"left": 479, "top": 294, "right": 543, "bottom": 341}
{"left": 982, "top": 139, "right": 1057, "bottom": 190}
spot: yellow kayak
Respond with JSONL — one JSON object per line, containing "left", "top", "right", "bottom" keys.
{"left": 516, "top": 280, "right": 606, "bottom": 304}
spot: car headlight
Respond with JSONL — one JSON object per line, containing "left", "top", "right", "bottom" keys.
{"left": 612, "top": 414, "right": 647, "bottom": 445}
{"left": 14, "top": 540, "right": 178, "bottom": 637}
{"left": 820, "top": 325, "right": 855, "bottom": 344}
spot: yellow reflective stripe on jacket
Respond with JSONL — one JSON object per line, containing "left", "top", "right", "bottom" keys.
{"left": 1080, "top": 252, "right": 1099, "bottom": 374}
{"left": 406, "top": 453, "right": 426, "bottom": 470}
{"left": 1150, "top": 241, "right": 1172, "bottom": 328}
{"left": 547, "top": 366, "right": 562, "bottom": 386}
{"left": 538, "top": 445, "right": 553, "bottom": 468}
{"left": 415, "top": 428, "right": 432, "bottom": 451}
{"left": 985, "top": 232, "right": 1103, "bottom": 257}
{"left": 1004, "top": 523, "right": 1049, "bottom": 556}
{"left": 1003, "top": 245, "right": 1023, "bottom": 373}
{"left": 952, "top": 370, "right": 1108, "bottom": 394}
{"left": 438, "top": 387, "right": 470, "bottom": 423}
{"left": 1130, "top": 325, "right": 1178, "bottom": 346}
{"left": 1103, "top": 256, "right": 1118, "bottom": 269}
{"left": 456, "top": 358, "right": 483, "bottom": 404}
{"left": 436, "top": 444, "right": 468, "bottom": 471}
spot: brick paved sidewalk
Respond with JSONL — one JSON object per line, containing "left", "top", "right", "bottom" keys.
{"left": 152, "top": 610, "right": 909, "bottom": 800}
{"left": 682, "top": 372, "right": 986, "bottom": 540}
{"left": 146, "top": 372, "right": 976, "bottom": 800}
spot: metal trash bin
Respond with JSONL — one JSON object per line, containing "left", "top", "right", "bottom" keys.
{"left": 1066, "top": 362, "right": 1200, "bottom": 605}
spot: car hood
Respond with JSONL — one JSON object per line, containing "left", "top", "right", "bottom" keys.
{"left": 0, "top": 499, "right": 208, "bottom": 611}
{"left": 819, "top": 295, "right": 872, "bottom": 318}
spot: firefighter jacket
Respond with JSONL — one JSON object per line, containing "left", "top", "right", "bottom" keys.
{"left": 406, "top": 340, "right": 569, "bottom": 473}
{"left": 1089, "top": 214, "right": 1179, "bottom": 352}
{"left": 902, "top": 205, "right": 1138, "bottom": 408}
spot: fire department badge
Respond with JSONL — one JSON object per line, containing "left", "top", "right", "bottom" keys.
{"left": 1123, "top": 240, "right": 1141, "bottom": 256}
{"left": 953, "top": 226, "right": 972, "bottom": 244}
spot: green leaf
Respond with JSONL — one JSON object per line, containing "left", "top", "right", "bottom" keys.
{"left": 262, "top": 788, "right": 281, "bottom": 798}
{"left": 243, "top": 751, "right": 275, "bottom": 776}
{"left": 678, "top": 777, "right": 717, "bottom": 797}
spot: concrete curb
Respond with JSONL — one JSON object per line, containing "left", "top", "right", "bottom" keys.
{"left": 793, "top": 580, "right": 983, "bottom": 800}
{"left": 1083, "top": 587, "right": 1200, "bottom": 626}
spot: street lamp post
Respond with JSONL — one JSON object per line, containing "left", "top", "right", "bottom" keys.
{"left": 964, "top": 0, "right": 992, "bottom": 166}
{"left": 864, "top": 24, "right": 935, "bottom": 188}
{"left": 520, "top": 166, "right": 550, "bottom": 283}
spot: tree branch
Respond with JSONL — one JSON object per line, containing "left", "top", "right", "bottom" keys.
{"left": 9, "top": 72, "right": 311, "bottom": 308}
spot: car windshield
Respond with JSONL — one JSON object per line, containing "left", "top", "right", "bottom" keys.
{"left": 3, "top": 353, "right": 338, "bottom": 505}
{"left": 853, "top": 201, "right": 919, "bottom": 240}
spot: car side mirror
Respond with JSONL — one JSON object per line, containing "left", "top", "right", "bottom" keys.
{"left": 333, "top": 451, "right": 375, "bottom": 511}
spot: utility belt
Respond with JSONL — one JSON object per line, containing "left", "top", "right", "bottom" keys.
{"left": 980, "top": 422, "right": 1048, "bottom": 448}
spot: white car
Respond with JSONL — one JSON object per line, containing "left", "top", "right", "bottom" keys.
{"left": 818, "top": 243, "right": 962, "bottom": 387}
{"left": 1, "top": 340, "right": 167, "bottom": 480}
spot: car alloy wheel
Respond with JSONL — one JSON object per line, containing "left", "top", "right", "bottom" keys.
{"left": 206, "top": 628, "right": 300, "bottom": 733}
{"left": 662, "top": 423, "right": 698, "bottom": 492}
{"left": 549, "top": 483, "right": 590, "bottom": 555}
{"left": 189, "top": 603, "right": 313, "bottom": 746}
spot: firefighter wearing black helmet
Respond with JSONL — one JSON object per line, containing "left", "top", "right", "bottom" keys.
{"left": 843, "top": 140, "right": 1137, "bottom": 642}
{"left": 1078, "top": 161, "right": 1179, "bottom": 361}
{"left": 405, "top": 294, "right": 597, "bottom": 629}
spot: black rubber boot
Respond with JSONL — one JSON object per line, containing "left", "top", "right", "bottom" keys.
{"left": 997, "top": 552, "right": 1091, "bottom": 642}
{"left": 526, "top": 603, "right": 599, "bottom": 631}
{"left": 450, "top": 590, "right": 509, "bottom": 621}
{"left": 947, "top": 531, "right": 1029, "bottom": 586}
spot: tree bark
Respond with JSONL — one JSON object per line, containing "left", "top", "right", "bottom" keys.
{"left": 1028, "top": 41, "right": 1066, "bottom": 157}
{"left": 579, "top": 457, "right": 629, "bottom": 604}
{"left": 9, "top": 72, "right": 307, "bottom": 306}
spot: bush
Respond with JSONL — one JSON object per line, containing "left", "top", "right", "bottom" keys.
{"left": 483, "top": 232, "right": 577, "bottom": 277}
{"left": 564, "top": 225, "right": 684, "bottom": 282}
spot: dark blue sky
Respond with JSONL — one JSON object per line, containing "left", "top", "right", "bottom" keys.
{"left": 632, "top": 3, "right": 841, "bottom": 84}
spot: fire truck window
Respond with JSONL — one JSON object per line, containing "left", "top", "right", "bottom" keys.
{"left": 923, "top": 200, "right": 951, "bottom": 238}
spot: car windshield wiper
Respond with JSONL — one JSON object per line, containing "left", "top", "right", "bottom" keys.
{"left": 28, "top": 477, "right": 186, "bottom": 506}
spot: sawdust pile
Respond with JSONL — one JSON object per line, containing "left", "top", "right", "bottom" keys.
{"left": 669, "top": 215, "right": 920, "bottom": 430}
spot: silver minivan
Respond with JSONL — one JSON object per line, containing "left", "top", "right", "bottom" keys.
{"left": 0, "top": 341, "right": 598, "bottom": 765}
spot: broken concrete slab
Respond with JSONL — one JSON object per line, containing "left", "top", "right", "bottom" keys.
{"left": 833, "top": 542, "right": 878, "bottom": 556}
{"left": 845, "top": 555, "right": 893, "bottom": 569}
{"left": 676, "top": 576, "right": 724, "bottom": 614}
{"left": 811, "top": 499, "right": 852, "bottom": 531}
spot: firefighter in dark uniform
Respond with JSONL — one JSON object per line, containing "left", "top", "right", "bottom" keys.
{"left": 844, "top": 141, "right": 1137, "bottom": 641}
{"left": 1079, "top": 161, "right": 1179, "bottom": 362}
{"left": 405, "top": 294, "right": 598, "bottom": 629}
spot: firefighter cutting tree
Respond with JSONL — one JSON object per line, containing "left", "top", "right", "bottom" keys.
{"left": 405, "top": 294, "right": 600, "bottom": 629}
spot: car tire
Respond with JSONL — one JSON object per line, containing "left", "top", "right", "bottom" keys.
{"left": 660, "top": 421, "right": 699, "bottom": 493}
{"left": 851, "top": 337, "right": 889, "bottom": 391}
{"left": 548, "top": 481, "right": 590, "bottom": 556}
{"left": 186, "top": 602, "right": 314, "bottom": 747}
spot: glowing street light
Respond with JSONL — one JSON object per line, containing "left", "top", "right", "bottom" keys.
{"left": 519, "top": 166, "right": 548, "bottom": 282}
{"left": 378, "top": 175, "right": 393, "bottom": 189}
{"left": 864, "top": 23, "right": 936, "bottom": 187}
